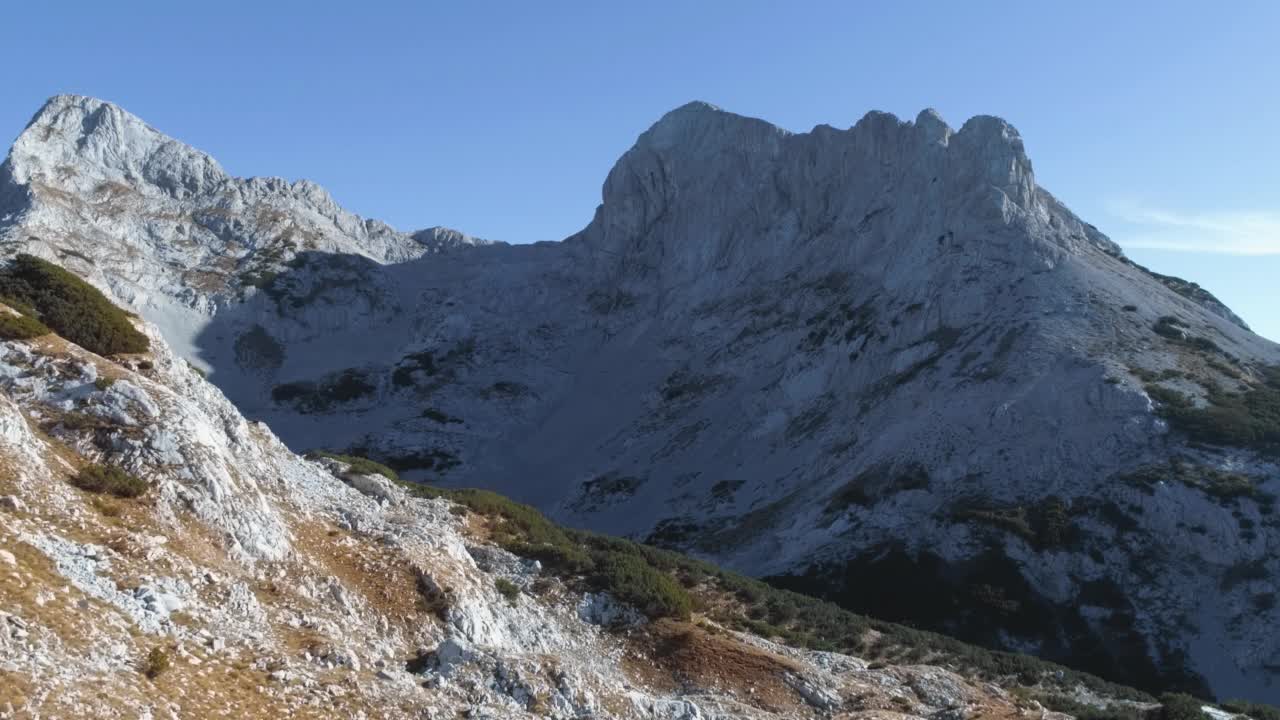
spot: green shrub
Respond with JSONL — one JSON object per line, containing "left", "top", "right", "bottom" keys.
{"left": 307, "top": 450, "right": 399, "bottom": 482}
{"left": 592, "top": 551, "right": 693, "bottom": 619}
{"left": 142, "top": 646, "right": 171, "bottom": 679}
{"left": 951, "top": 496, "right": 1077, "bottom": 549}
{"left": 826, "top": 464, "right": 930, "bottom": 513}
{"left": 1220, "top": 699, "right": 1280, "bottom": 720}
{"left": 422, "top": 408, "right": 463, "bottom": 424}
{"left": 429, "top": 487, "right": 593, "bottom": 571}
{"left": 272, "top": 369, "right": 375, "bottom": 412}
{"left": 94, "top": 376, "right": 115, "bottom": 391}
{"left": 233, "top": 324, "right": 285, "bottom": 370}
{"left": 0, "top": 254, "right": 149, "bottom": 355}
{"left": 0, "top": 310, "right": 51, "bottom": 340}
{"left": 240, "top": 269, "right": 279, "bottom": 290}
{"left": 1035, "top": 693, "right": 1148, "bottom": 720}
{"left": 1120, "top": 462, "right": 1264, "bottom": 504}
{"left": 392, "top": 351, "right": 438, "bottom": 386}
{"left": 1152, "top": 316, "right": 1225, "bottom": 355}
{"left": 0, "top": 294, "right": 39, "bottom": 317}
{"left": 1145, "top": 384, "right": 1190, "bottom": 408}
{"left": 415, "top": 573, "right": 455, "bottom": 620}
{"left": 1159, "top": 693, "right": 1207, "bottom": 720}
{"left": 71, "top": 464, "right": 148, "bottom": 498}
{"left": 369, "top": 447, "right": 460, "bottom": 475}
{"left": 397, "top": 483, "right": 688, "bottom": 618}
{"left": 495, "top": 578, "right": 520, "bottom": 604}
{"left": 59, "top": 411, "right": 111, "bottom": 432}
{"left": 1154, "top": 316, "right": 1187, "bottom": 340}
{"left": 1146, "top": 368, "right": 1280, "bottom": 456}
{"left": 393, "top": 481, "right": 1154, "bottom": 703}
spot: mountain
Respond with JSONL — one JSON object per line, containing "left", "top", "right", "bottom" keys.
{"left": 2, "top": 95, "right": 1279, "bottom": 702}
{"left": 9, "top": 266, "right": 1152, "bottom": 718}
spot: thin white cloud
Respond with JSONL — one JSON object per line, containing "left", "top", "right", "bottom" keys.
{"left": 1105, "top": 201, "right": 1280, "bottom": 255}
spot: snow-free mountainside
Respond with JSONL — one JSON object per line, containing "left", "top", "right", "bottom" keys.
{"left": 1, "top": 95, "right": 1279, "bottom": 707}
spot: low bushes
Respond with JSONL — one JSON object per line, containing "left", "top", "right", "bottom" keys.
{"left": 399, "top": 484, "right": 689, "bottom": 619}
{"left": 952, "top": 496, "right": 1076, "bottom": 549}
{"left": 1025, "top": 691, "right": 1147, "bottom": 720}
{"left": 1145, "top": 367, "right": 1280, "bottom": 456}
{"left": 1158, "top": 693, "right": 1207, "bottom": 720}
{"left": 185, "top": 360, "right": 207, "bottom": 379}
{"left": 1220, "top": 699, "right": 1280, "bottom": 720}
{"left": 71, "top": 464, "right": 148, "bottom": 498}
{"left": 415, "top": 486, "right": 594, "bottom": 571}
{"left": 375, "top": 448, "right": 460, "bottom": 474}
{"left": 0, "top": 254, "right": 149, "bottom": 355}
{"left": 395, "top": 480, "right": 1153, "bottom": 702}
{"left": 142, "top": 647, "right": 171, "bottom": 679}
{"left": 1153, "top": 316, "right": 1188, "bottom": 341}
{"left": 827, "top": 463, "right": 930, "bottom": 513}
{"left": 591, "top": 549, "right": 694, "bottom": 619}
{"left": 422, "top": 408, "right": 463, "bottom": 424}
{"left": 307, "top": 450, "right": 399, "bottom": 482}
{"left": 0, "top": 308, "right": 51, "bottom": 340}
{"left": 272, "top": 369, "right": 375, "bottom": 413}
{"left": 233, "top": 324, "right": 285, "bottom": 370}
{"left": 1121, "top": 462, "right": 1268, "bottom": 505}
{"left": 494, "top": 578, "right": 520, "bottom": 604}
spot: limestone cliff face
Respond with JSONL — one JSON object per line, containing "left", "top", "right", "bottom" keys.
{"left": 2, "top": 95, "right": 1278, "bottom": 700}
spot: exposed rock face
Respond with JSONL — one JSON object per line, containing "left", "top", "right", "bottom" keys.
{"left": 2, "top": 95, "right": 1278, "bottom": 700}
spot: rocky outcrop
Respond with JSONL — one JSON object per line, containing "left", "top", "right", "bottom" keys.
{"left": 2, "top": 95, "right": 1278, "bottom": 700}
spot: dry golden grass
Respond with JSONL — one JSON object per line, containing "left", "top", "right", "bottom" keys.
{"left": 0, "top": 533, "right": 114, "bottom": 657}
{"left": 289, "top": 518, "right": 432, "bottom": 625}
{"left": 625, "top": 619, "right": 809, "bottom": 716}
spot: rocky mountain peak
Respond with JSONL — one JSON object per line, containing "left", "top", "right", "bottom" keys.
{"left": 410, "top": 225, "right": 498, "bottom": 252}
{"left": 6, "top": 94, "right": 228, "bottom": 200}
{"left": 585, "top": 102, "right": 1056, "bottom": 292}
{"left": 952, "top": 113, "right": 1036, "bottom": 207}
{"left": 637, "top": 100, "right": 791, "bottom": 153}
{"left": 913, "top": 107, "right": 952, "bottom": 145}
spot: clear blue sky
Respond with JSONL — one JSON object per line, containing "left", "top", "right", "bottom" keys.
{"left": 2, "top": 1, "right": 1277, "bottom": 340}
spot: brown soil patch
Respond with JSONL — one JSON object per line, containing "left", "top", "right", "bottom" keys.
{"left": 290, "top": 518, "right": 432, "bottom": 625}
{"left": 626, "top": 619, "right": 812, "bottom": 716}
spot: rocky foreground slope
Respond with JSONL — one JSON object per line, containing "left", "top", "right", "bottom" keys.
{"left": 2, "top": 95, "right": 1279, "bottom": 700}
{"left": 1, "top": 270, "right": 1210, "bottom": 719}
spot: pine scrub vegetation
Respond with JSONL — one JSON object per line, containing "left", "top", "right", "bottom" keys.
{"left": 1145, "top": 366, "right": 1280, "bottom": 456}
{"left": 306, "top": 450, "right": 399, "bottom": 482}
{"left": 0, "top": 254, "right": 149, "bottom": 355}
{"left": 0, "top": 306, "right": 51, "bottom": 340}
{"left": 70, "top": 463, "right": 149, "bottom": 498}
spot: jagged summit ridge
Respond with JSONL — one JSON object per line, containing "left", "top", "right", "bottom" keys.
{"left": 4, "top": 95, "right": 488, "bottom": 257}
{"left": 0, "top": 95, "right": 493, "bottom": 331}
{"left": 585, "top": 99, "right": 1105, "bottom": 293}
